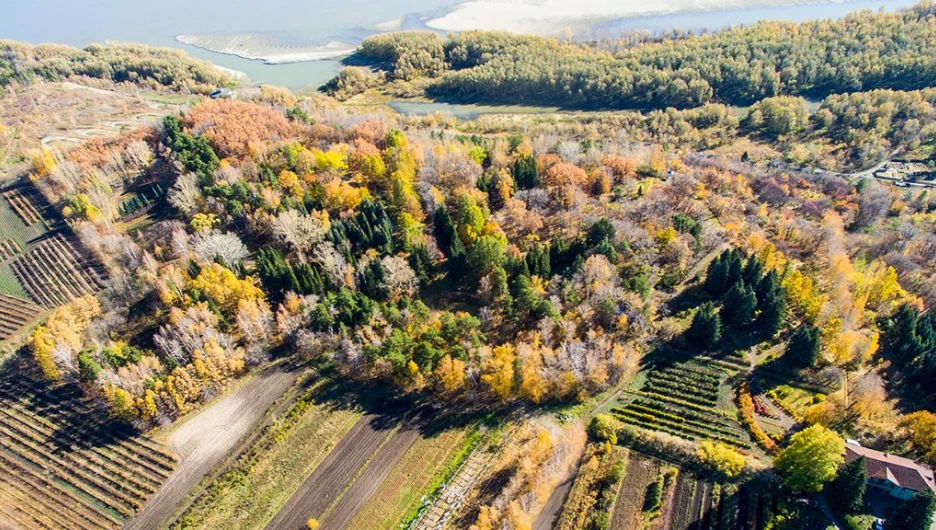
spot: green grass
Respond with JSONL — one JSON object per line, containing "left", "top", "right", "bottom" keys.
{"left": 0, "top": 263, "right": 27, "bottom": 298}
{"left": 173, "top": 381, "right": 362, "bottom": 530}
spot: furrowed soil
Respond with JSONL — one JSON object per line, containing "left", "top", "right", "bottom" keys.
{"left": 610, "top": 453, "right": 661, "bottom": 530}
{"left": 124, "top": 364, "right": 301, "bottom": 530}
{"left": 262, "top": 411, "right": 402, "bottom": 530}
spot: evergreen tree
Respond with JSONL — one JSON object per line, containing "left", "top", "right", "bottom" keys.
{"left": 409, "top": 244, "right": 434, "bottom": 284}
{"left": 513, "top": 154, "right": 538, "bottom": 189}
{"left": 758, "top": 285, "right": 788, "bottom": 338}
{"left": 587, "top": 218, "right": 616, "bottom": 247}
{"left": 721, "top": 282, "right": 757, "bottom": 327}
{"left": 433, "top": 206, "right": 465, "bottom": 260}
{"left": 688, "top": 302, "right": 722, "bottom": 350}
{"left": 827, "top": 456, "right": 866, "bottom": 517}
{"left": 742, "top": 256, "right": 765, "bottom": 287}
{"left": 888, "top": 490, "right": 936, "bottom": 530}
{"left": 705, "top": 253, "right": 729, "bottom": 296}
{"left": 786, "top": 325, "right": 821, "bottom": 368}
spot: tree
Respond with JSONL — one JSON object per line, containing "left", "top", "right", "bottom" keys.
{"left": 786, "top": 325, "right": 821, "bottom": 368}
{"left": 481, "top": 344, "right": 515, "bottom": 400}
{"left": 775, "top": 425, "right": 844, "bottom": 493}
{"left": 696, "top": 441, "right": 745, "bottom": 479}
{"left": 307, "top": 518, "right": 320, "bottom": 530}
{"left": 588, "top": 414, "right": 619, "bottom": 445}
{"left": 466, "top": 235, "right": 505, "bottom": 279}
{"left": 888, "top": 490, "right": 936, "bottom": 530}
{"left": 687, "top": 302, "right": 722, "bottom": 350}
{"left": 721, "top": 282, "right": 757, "bottom": 327}
{"left": 757, "top": 287, "right": 788, "bottom": 338}
{"left": 827, "top": 456, "right": 866, "bottom": 517}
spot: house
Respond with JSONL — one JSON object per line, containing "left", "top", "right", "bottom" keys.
{"left": 845, "top": 440, "right": 936, "bottom": 500}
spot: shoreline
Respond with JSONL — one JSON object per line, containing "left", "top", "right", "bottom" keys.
{"left": 176, "top": 34, "right": 356, "bottom": 65}
{"left": 175, "top": 0, "right": 908, "bottom": 66}
{"left": 424, "top": 0, "right": 867, "bottom": 33}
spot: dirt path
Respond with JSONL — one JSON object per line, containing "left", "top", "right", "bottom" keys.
{"left": 263, "top": 412, "right": 400, "bottom": 530}
{"left": 123, "top": 365, "right": 301, "bottom": 530}
{"left": 534, "top": 473, "right": 576, "bottom": 530}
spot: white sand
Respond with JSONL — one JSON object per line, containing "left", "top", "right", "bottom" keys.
{"left": 176, "top": 33, "right": 356, "bottom": 64}
{"left": 426, "top": 0, "right": 834, "bottom": 33}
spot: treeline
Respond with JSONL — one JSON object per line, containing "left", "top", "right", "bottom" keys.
{"left": 0, "top": 40, "right": 232, "bottom": 93}
{"left": 347, "top": 3, "right": 936, "bottom": 110}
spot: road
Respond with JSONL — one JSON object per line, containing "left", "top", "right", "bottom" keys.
{"left": 123, "top": 364, "right": 301, "bottom": 530}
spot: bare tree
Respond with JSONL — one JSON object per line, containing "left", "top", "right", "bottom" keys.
{"left": 193, "top": 230, "right": 249, "bottom": 267}
{"left": 168, "top": 173, "right": 202, "bottom": 214}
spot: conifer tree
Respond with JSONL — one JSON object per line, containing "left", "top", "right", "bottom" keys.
{"left": 827, "top": 456, "right": 866, "bottom": 517}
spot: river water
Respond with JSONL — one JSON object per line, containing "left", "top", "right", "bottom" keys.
{"left": 0, "top": 0, "right": 920, "bottom": 92}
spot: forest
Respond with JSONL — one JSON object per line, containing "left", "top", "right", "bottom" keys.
{"left": 342, "top": 3, "right": 936, "bottom": 110}
{"left": 0, "top": 40, "right": 232, "bottom": 93}
{"left": 3, "top": 7, "right": 936, "bottom": 529}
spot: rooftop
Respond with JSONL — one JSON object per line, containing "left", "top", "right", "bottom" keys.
{"left": 845, "top": 441, "right": 936, "bottom": 494}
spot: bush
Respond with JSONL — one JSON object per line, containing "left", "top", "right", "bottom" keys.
{"left": 589, "top": 414, "right": 619, "bottom": 445}
{"left": 696, "top": 441, "right": 745, "bottom": 479}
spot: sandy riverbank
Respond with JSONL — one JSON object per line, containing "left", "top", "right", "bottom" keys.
{"left": 177, "top": 33, "right": 356, "bottom": 64}
{"left": 425, "top": 0, "right": 850, "bottom": 33}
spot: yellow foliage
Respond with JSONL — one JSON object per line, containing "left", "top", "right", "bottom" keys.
{"left": 696, "top": 441, "right": 745, "bottom": 478}
{"left": 190, "top": 213, "right": 220, "bottom": 232}
{"left": 28, "top": 295, "right": 101, "bottom": 381}
{"left": 481, "top": 344, "right": 516, "bottom": 400}
{"left": 435, "top": 355, "right": 466, "bottom": 394}
{"left": 188, "top": 263, "right": 264, "bottom": 315}
{"left": 29, "top": 148, "right": 55, "bottom": 177}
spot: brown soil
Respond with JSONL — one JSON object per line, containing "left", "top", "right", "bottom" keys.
{"left": 124, "top": 364, "right": 300, "bottom": 530}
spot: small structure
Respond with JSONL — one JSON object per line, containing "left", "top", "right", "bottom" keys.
{"left": 209, "top": 87, "right": 236, "bottom": 99}
{"left": 845, "top": 440, "right": 936, "bottom": 500}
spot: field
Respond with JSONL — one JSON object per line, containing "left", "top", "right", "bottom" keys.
{"left": 0, "top": 180, "right": 108, "bottom": 341}
{"left": 173, "top": 380, "right": 362, "bottom": 530}
{"left": 609, "top": 354, "right": 752, "bottom": 450}
{"left": 0, "top": 357, "right": 175, "bottom": 530}
{"left": 610, "top": 451, "right": 660, "bottom": 530}
{"left": 126, "top": 364, "right": 303, "bottom": 530}
{"left": 345, "top": 423, "right": 477, "bottom": 530}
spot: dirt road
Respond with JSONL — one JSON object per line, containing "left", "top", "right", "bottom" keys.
{"left": 123, "top": 364, "right": 301, "bottom": 530}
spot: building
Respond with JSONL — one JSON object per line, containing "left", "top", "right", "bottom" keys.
{"left": 845, "top": 440, "right": 936, "bottom": 500}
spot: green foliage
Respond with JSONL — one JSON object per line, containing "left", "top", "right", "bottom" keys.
{"left": 357, "top": 31, "right": 446, "bottom": 81}
{"left": 883, "top": 303, "right": 936, "bottom": 403}
{"left": 721, "top": 282, "right": 757, "bottom": 328}
{"left": 513, "top": 154, "right": 539, "bottom": 189}
{"left": 687, "top": 302, "right": 722, "bottom": 350}
{"left": 743, "top": 96, "right": 810, "bottom": 138}
{"left": 466, "top": 235, "right": 505, "bottom": 279}
{"left": 587, "top": 218, "right": 616, "bottom": 247}
{"left": 786, "top": 325, "right": 822, "bottom": 368}
{"left": 77, "top": 351, "right": 101, "bottom": 380}
{"left": 347, "top": 6, "right": 936, "bottom": 110}
{"left": 588, "top": 414, "right": 619, "bottom": 445}
{"left": 775, "top": 425, "right": 845, "bottom": 493}
{"left": 0, "top": 40, "right": 231, "bottom": 92}
{"left": 827, "top": 456, "right": 867, "bottom": 518}
{"left": 163, "top": 115, "right": 220, "bottom": 180}
{"left": 888, "top": 489, "right": 936, "bottom": 530}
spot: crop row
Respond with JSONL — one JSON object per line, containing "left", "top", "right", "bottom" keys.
{"left": 648, "top": 370, "right": 721, "bottom": 395}
{"left": 0, "top": 387, "right": 176, "bottom": 474}
{"left": 642, "top": 378, "right": 719, "bottom": 408}
{"left": 610, "top": 408, "right": 750, "bottom": 449}
{"left": 624, "top": 390, "right": 733, "bottom": 421}
{"left": 11, "top": 232, "right": 107, "bottom": 308}
{"left": 0, "top": 294, "right": 40, "bottom": 339}
{"left": 624, "top": 401, "right": 746, "bottom": 436}
{"left": 3, "top": 187, "right": 45, "bottom": 226}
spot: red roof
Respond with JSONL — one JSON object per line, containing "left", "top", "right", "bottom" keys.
{"left": 845, "top": 442, "right": 936, "bottom": 493}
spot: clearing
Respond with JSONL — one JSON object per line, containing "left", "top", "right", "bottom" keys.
{"left": 124, "top": 363, "right": 301, "bottom": 530}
